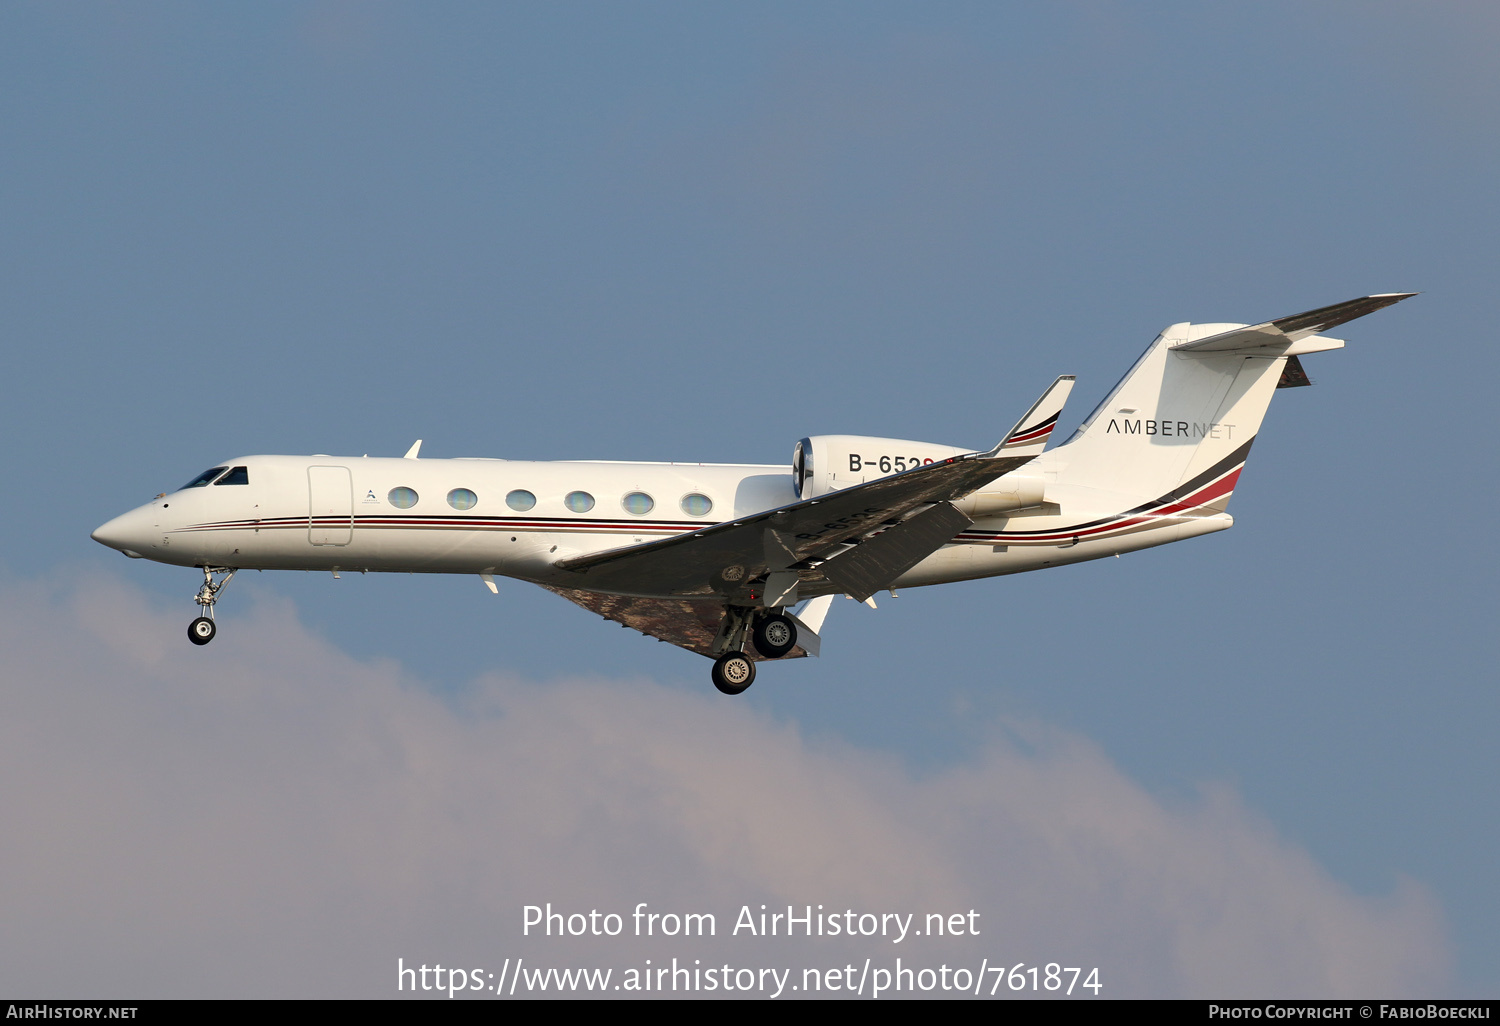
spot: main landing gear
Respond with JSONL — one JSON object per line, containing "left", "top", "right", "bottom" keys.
{"left": 752, "top": 612, "right": 797, "bottom": 659}
{"left": 709, "top": 609, "right": 799, "bottom": 695}
{"left": 711, "top": 652, "right": 755, "bottom": 695}
{"left": 188, "top": 566, "right": 236, "bottom": 646}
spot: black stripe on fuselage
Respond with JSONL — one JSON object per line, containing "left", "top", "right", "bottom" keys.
{"left": 181, "top": 514, "right": 709, "bottom": 533}
{"left": 977, "top": 437, "right": 1256, "bottom": 538}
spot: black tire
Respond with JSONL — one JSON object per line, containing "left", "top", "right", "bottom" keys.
{"left": 752, "top": 612, "right": 798, "bottom": 659}
{"left": 711, "top": 653, "right": 756, "bottom": 695}
{"left": 188, "top": 617, "right": 216, "bottom": 646}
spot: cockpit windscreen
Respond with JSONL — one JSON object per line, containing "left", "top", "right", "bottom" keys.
{"left": 179, "top": 467, "right": 227, "bottom": 490}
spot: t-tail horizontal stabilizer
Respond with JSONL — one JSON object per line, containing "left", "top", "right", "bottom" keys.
{"left": 1043, "top": 291, "right": 1415, "bottom": 511}
{"left": 1170, "top": 293, "right": 1418, "bottom": 355}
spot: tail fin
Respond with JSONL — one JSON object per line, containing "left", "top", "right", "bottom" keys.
{"left": 1042, "top": 294, "right": 1414, "bottom": 509}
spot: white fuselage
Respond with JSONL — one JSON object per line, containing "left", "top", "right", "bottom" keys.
{"left": 92, "top": 452, "right": 1230, "bottom": 596}
{"left": 88, "top": 294, "right": 1413, "bottom": 688}
{"left": 87, "top": 294, "right": 1415, "bottom": 693}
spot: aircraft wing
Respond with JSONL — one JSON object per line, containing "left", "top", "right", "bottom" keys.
{"left": 553, "top": 379, "right": 1070, "bottom": 602}
{"left": 554, "top": 448, "right": 1031, "bottom": 600}
{"left": 561, "top": 438, "right": 1068, "bottom": 609}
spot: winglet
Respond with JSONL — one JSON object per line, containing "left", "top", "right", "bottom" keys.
{"left": 403, "top": 439, "right": 423, "bottom": 459}
{"left": 983, "top": 376, "right": 1076, "bottom": 458}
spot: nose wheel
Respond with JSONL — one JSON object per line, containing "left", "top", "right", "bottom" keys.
{"left": 188, "top": 567, "right": 236, "bottom": 645}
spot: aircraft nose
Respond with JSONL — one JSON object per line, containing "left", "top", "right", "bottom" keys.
{"left": 92, "top": 508, "right": 151, "bottom": 557}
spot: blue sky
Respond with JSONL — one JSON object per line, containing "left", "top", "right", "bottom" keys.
{"left": 1, "top": 2, "right": 1495, "bottom": 997}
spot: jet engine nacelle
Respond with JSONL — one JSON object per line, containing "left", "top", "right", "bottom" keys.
{"left": 793, "top": 434, "right": 1049, "bottom": 515}
{"left": 793, "top": 435, "right": 970, "bottom": 498}
{"left": 952, "top": 474, "right": 1047, "bottom": 518}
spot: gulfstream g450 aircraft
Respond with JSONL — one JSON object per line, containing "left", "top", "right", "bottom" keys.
{"left": 93, "top": 294, "right": 1412, "bottom": 694}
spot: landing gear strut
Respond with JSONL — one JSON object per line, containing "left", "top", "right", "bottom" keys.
{"left": 707, "top": 605, "right": 802, "bottom": 694}
{"left": 188, "top": 566, "right": 236, "bottom": 646}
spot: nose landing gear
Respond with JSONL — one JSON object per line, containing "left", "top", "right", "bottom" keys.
{"left": 188, "top": 567, "right": 236, "bottom": 646}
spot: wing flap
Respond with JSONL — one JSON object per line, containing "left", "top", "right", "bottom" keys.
{"left": 787, "top": 594, "right": 833, "bottom": 656}
{"left": 818, "top": 501, "right": 972, "bottom": 602}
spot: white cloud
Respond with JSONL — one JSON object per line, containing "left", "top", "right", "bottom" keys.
{"left": 0, "top": 572, "right": 1449, "bottom": 998}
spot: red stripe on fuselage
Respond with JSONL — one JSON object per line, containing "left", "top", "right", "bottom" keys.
{"left": 957, "top": 465, "right": 1242, "bottom": 545}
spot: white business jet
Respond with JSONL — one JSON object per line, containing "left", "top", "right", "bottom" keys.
{"left": 93, "top": 294, "right": 1412, "bottom": 694}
